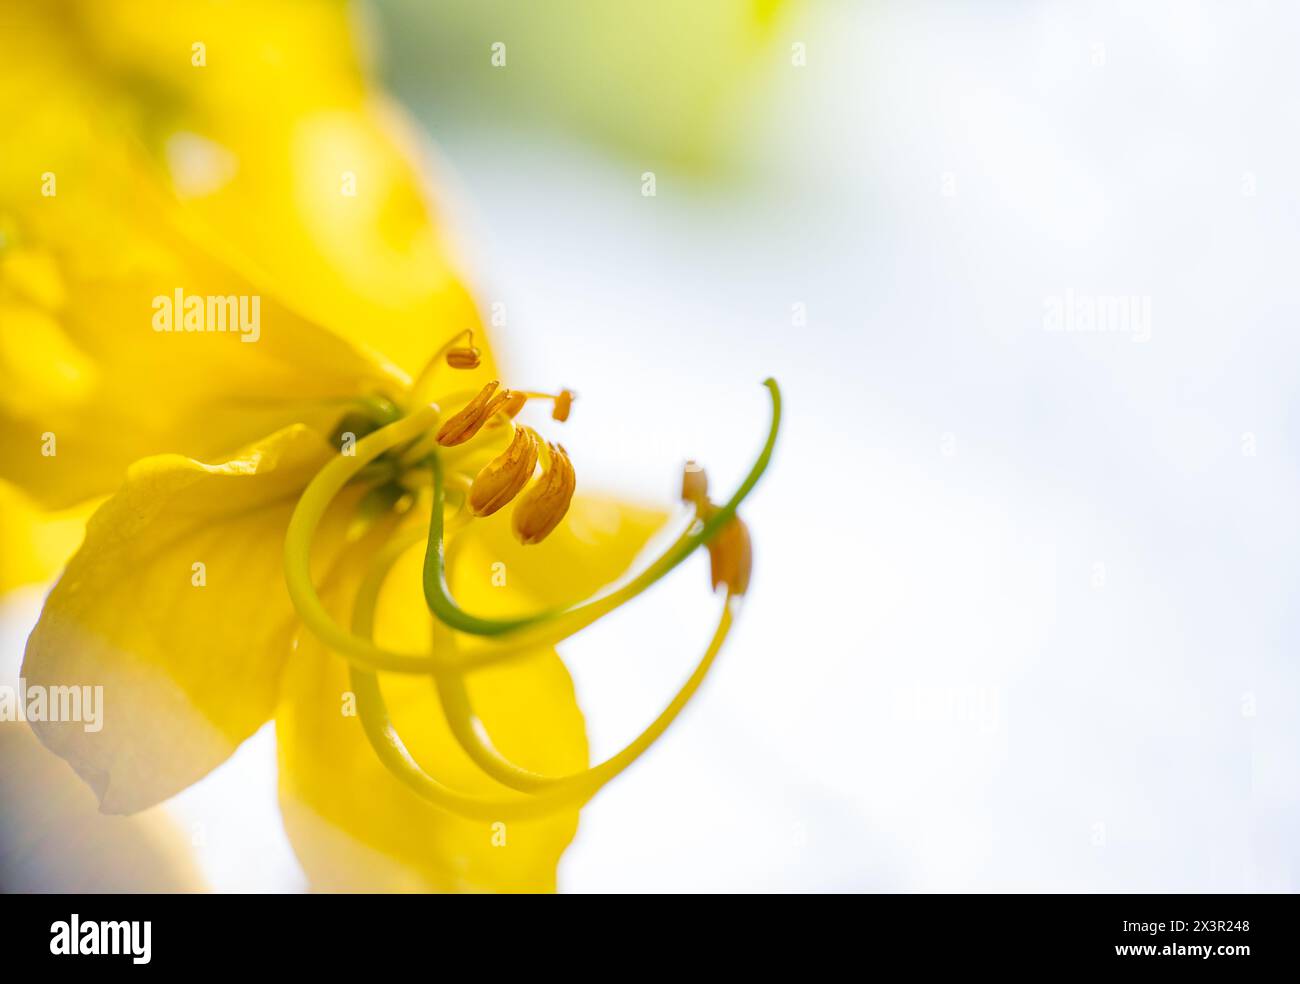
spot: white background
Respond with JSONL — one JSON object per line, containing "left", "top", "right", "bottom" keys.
{"left": 6, "top": 0, "right": 1298, "bottom": 892}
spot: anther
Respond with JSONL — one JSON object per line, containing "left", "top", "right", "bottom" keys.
{"left": 680, "top": 460, "right": 709, "bottom": 510}
{"left": 485, "top": 390, "right": 527, "bottom": 430}
{"left": 707, "top": 513, "right": 752, "bottom": 596}
{"left": 552, "top": 389, "right": 575, "bottom": 423}
{"left": 436, "top": 382, "right": 512, "bottom": 446}
{"left": 500, "top": 391, "right": 528, "bottom": 419}
{"left": 512, "top": 443, "right": 576, "bottom": 545}
{"left": 468, "top": 426, "right": 539, "bottom": 516}
{"left": 446, "top": 346, "right": 482, "bottom": 370}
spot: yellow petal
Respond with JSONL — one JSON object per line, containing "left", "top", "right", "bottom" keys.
{"left": 65, "top": 0, "right": 492, "bottom": 379}
{"left": 0, "top": 2, "right": 468, "bottom": 508}
{"left": 277, "top": 534, "right": 586, "bottom": 893}
{"left": 449, "top": 493, "right": 670, "bottom": 614}
{"left": 184, "top": 102, "right": 489, "bottom": 380}
{"left": 0, "top": 158, "right": 399, "bottom": 507}
{"left": 21, "top": 425, "right": 350, "bottom": 814}
{"left": 0, "top": 722, "right": 205, "bottom": 892}
{"left": 0, "top": 480, "right": 93, "bottom": 593}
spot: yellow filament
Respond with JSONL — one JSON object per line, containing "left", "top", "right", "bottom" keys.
{"left": 283, "top": 406, "right": 539, "bottom": 673}
{"left": 347, "top": 516, "right": 738, "bottom": 817}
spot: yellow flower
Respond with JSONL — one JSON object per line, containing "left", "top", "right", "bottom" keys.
{"left": 0, "top": 0, "right": 478, "bottom": 510}
{"left": 1, "top": 0, "right": 781, "bottom": 892}
{"left": 0, "top": 482, "right": 93, "bottom": 593}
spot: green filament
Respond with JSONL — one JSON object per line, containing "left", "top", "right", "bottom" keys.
{"left": 284, "top": 379, "right": 781, "bottom": 674}
{"left": 421, "top": 377, "right": 782, "bottom": 636}
{"left": 348, "top": 517, "right": 739, "bottom": 819}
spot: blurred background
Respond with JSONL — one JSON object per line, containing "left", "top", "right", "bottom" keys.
{"left": 5, "top": 0, "right": 1299, "bottom": 891}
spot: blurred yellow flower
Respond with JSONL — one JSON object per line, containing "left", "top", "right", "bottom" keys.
{"left": 1, "top": 0, "right": 778, "bottom": 892}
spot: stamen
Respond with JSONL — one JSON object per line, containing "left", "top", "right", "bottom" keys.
{"left": 445, "top": 345, "right": 482, "bottom": 370}
{"left": 552, "top": 389, "right": 574, "bottom": 422}
{"left": 410, "top": 328, "right": 476, "bottom": 403}
{"left": 468, "top": 425, "right": 539, "bottom": 516}
{"left": 503, "top": 390, "right": 575, "bottom": 422}
{"left": 422, "top": 378, "right": 782, "bottom": 640}
{"left": 681, "top": 460, "right": 709, "bottom": 509}
{"left": 283, "top": 407, "right": 541, "bottom": 673}
{"left": 431, "top": 592, "right": 737, "bottom": 801}
{"left": 350, "top": 523, "right": 740, "bottom": 818}
{"left": 435, "top": 381, "right": 512, "bottom": 446}
{"left": 349, "top": 664, "right": 537, "bottom": 820}
{"left": 511, "top": 442, "right": 576, "bottom": 544}
{"left": 707, "top": 513, "right": 753, "bottom": 596}
{"left": 501, "top": 391, "right": 527, "bottom": 419}
{"left": 485, "top": 390, "right": 527, "bottom": 429}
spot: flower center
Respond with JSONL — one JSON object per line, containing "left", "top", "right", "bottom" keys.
{"left": 329, "top": 332, "right": 580, "bottom": 548}
{"left": 278, "top": 361, "right": 781, "bottom": 821}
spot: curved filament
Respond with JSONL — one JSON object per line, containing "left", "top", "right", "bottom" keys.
{"left": 348, "top": 523, "right": 738, "bottom": 818}
{"left": 422, "top": 377, "right": 782, "bottom": 637}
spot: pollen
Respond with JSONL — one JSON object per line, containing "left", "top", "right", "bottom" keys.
{"left": 436, "top": 381, "right": 512, "bottom": 446}
{"left": 468, "top": 425, "right": 539, "bottom": 516}
{"left": 512, "top": 443, "right": 576, "bottom": 545}
{"left": 445, "top": 345, "right": 482, "bottom": 370}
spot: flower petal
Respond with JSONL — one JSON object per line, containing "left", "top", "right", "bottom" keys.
{"left": 22, "top": 425, "right": 349, "bottom": 814}
{"left": 0, "top": 162, "right": 399, "bottom": 508}
{"left": 0, "top": 722, "right": 205, "bottom": 892}
{"left": 64, "top": 0, "right": 493, "bottom": 378}
{"left": 0, "top": 2, "right": 462, "bottom": 508}
{"left": 176, "top": 103, "right": 491, "bottom": 381}
{"left": 276, "top": 534, "right": 586, "bottom": 893}
{"left": 448, "top": 493, "right": 671, "bottom": 614}
{"left": 0, "top": 480, "right": 92, "bottom": 593}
